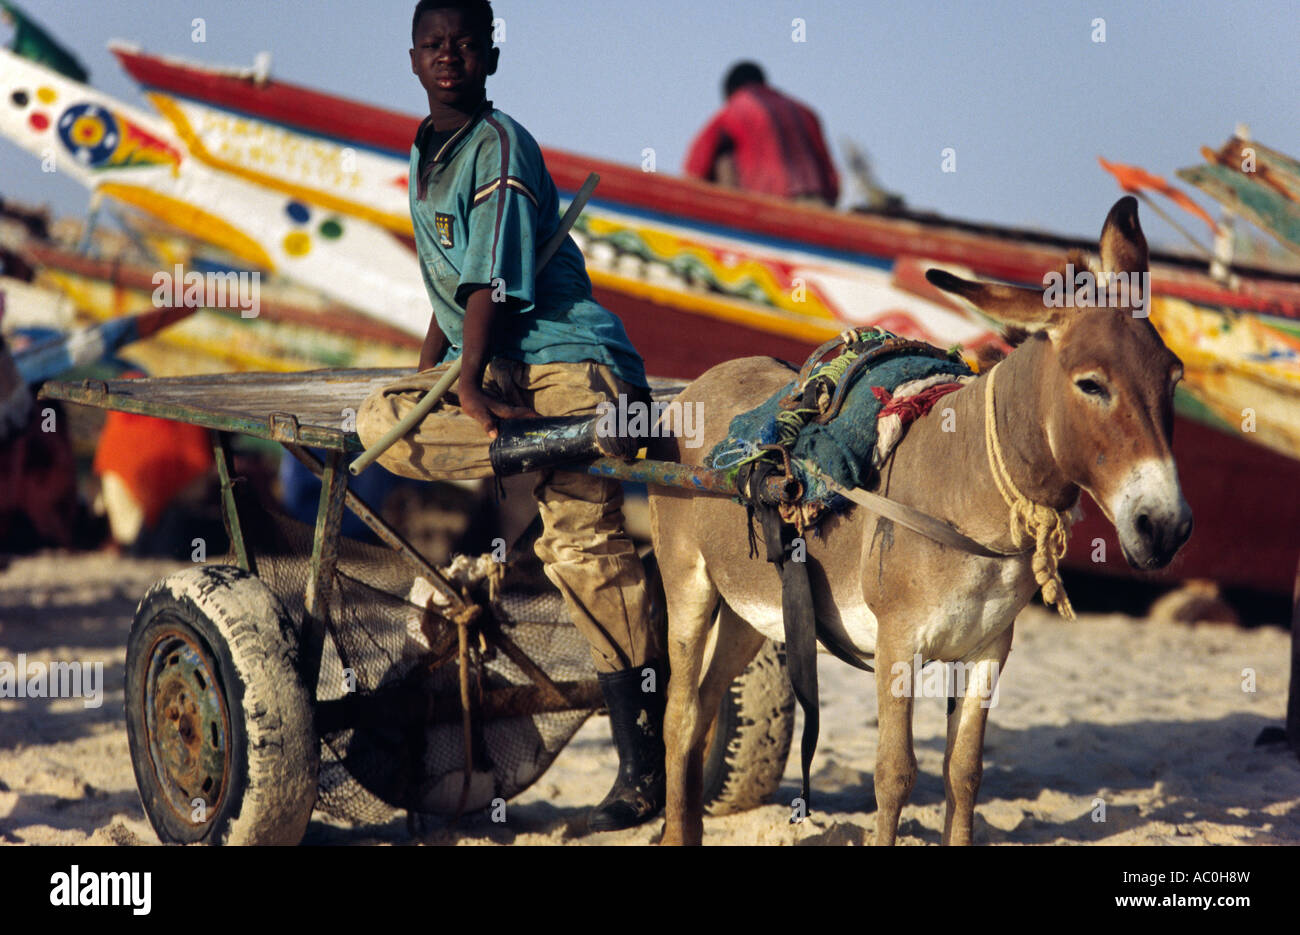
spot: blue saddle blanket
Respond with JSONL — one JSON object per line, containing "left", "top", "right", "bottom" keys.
{"left": 706, "top": 340, "right": 972, "bottom": 507}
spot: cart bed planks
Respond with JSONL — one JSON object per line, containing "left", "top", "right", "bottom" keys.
{"left": 38, "top": 368, "right": 689, "bottom": 452}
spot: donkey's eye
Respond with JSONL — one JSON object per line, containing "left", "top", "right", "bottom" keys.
{"left": 1075, "top": 378, "right": 1108, "bottom": 399}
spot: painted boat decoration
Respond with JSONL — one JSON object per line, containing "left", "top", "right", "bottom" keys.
{"left": 111, "top": 42, "right": 412, "bottom": 237}
{"left": 0, "top": 47, "right": 429, "bottom": 332}
{"left": 1150, "top": 295, "right": 1300, "bottom": 458}
{"left": 1181, "top": 137, "right": 1300, "bottom": 257}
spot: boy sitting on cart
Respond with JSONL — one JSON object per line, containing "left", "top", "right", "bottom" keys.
{"left": 357, "top": 0, "right": 664, "bottom": 832}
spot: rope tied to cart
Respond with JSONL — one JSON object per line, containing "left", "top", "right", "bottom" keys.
{"left": 452, "top": 595, "right": 484, "bottom": 819}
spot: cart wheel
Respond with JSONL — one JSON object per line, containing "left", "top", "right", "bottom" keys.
{"left": 125, "top": 565, "right": 318, "bottom": 845}
{"left": 701, "top": 639, "right": 796, "bottom": 815}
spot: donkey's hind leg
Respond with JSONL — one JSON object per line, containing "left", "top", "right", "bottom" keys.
{"left": 698, "top": 602, "right": 766, "bottom": 728}
{"left": 659, "top": 547, "right": 721, "bottom": 846}
{"left": 695, "top": 599, "right": 767, "bottom": 759}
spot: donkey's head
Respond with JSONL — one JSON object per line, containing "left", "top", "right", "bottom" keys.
{"left": 926, "top": 196, "right": 1192, "bottom": 569}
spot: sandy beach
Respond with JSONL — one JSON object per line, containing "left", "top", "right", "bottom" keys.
{"left": 1, "top": 549, "right": 1297, "bottom": 846}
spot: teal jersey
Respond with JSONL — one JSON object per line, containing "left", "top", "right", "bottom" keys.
{"left": 410, "top": 102, "right": 647, "bottom": 388}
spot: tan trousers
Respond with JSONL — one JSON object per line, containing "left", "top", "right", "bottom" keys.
{"left": 357, "top": 359, "right": 655, "bottom": 673}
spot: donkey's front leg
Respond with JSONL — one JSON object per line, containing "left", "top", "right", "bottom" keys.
{"left": 873, "top": 642, "right": 918, "bottom": 845}
{"left": 659, "top": 557, "right": 719, "bottom": 846}
{"left": 942, "top": 624, "right": 1014, "bottom": 846}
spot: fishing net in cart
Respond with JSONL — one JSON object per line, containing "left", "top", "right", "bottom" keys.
{"left": 237, "top": 505, "right": 599, "bottom": 823}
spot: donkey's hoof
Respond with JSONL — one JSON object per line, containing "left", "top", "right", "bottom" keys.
{"left": 659, "top": 820, "right": 702, "bottom": 846}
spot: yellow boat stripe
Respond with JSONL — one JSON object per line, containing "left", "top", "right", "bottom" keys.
{"left": 148, "top": 93, "right": 416, "bottom": 237}
{"left": 95, "top": 182, "right": 276, "bottom": 270}
{"left": 587, "top": 268, "right": 841, "bottom": 343}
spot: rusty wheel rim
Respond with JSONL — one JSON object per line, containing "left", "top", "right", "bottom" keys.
{"left": 142, "top": 620, "right": 231, "bottom": 827}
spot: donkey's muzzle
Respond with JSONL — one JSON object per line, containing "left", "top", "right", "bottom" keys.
{"left": 1129, "top": 500, "right": 1193, "bottom": 569}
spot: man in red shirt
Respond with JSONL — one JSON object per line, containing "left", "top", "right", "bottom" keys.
{"left": 684, "top": 62, "right": 839, "bottom": 206}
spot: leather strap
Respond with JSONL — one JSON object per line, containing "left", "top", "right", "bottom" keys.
{"left": 758, "top": 505, "right": 820, "bottom": 809}
{"left": 798, "top": 461, "right": 1024, "bottom": 559}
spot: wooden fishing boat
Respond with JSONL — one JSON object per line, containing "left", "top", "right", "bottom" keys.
{"left": 11, "top": 240, "right": 419, "bottom": 375}
{"left": 69, "top": 46, "right": 1300, "bottom": 595}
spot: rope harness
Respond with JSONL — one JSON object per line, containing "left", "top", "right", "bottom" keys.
{"left": 983, "top": 363, "right": 1076, "bottom": 620}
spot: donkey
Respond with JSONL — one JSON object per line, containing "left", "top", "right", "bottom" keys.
{"left": 648, "top": 197, "right": 1192, "bottom": 845}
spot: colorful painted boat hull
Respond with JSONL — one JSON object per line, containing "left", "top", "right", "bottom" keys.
{"left": 105, "top": 45, "right": 1300, "bottom": 594}
{"left": 0, "top": 48, "right": 430, "bottom": 332}
{"left": 17, "top": 242, "right": 418, "bottom": 376}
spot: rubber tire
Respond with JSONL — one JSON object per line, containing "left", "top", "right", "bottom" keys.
{"left": 125, "top": 565, "right": 319, "bottom": 845}
{"left": 701, "top": 639, "right": 796, "bottom": 815}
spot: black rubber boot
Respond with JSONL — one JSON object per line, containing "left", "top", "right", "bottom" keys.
{"left": 588, "top": 660, "right": 667, "bottom": 832}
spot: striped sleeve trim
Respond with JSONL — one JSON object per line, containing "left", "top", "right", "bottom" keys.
{"left": 472, "top": 176, "right": 540, "bottom": 209}
{"left": 483, "top": 115, "right": 511, "bottom": 282}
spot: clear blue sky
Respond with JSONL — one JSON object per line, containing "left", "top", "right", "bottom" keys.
{"left": 1, "top": 0, "right": 1295, "bottom": 248}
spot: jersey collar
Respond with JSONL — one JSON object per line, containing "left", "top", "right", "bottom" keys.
{"left": 415, "top": 99, "right": 494, "bottom": 166}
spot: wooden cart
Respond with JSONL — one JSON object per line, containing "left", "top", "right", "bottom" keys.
{"left": 39, "top": 368, "right": 796, "bottom": 844}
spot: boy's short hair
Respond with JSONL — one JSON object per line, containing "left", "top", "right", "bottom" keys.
{"left": 411, "top": 0, "right": 495, "bottom": 45}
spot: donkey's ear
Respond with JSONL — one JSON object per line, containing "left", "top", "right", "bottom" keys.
{"left": 925, "top": 268, "right": 1067, "bottom": 336}
{"left": 1099, "top": 195, "right": 1148, "bottom": 274}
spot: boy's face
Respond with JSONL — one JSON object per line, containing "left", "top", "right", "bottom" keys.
{"left": 410, "top": 9, "right": 497, "bottom": 111}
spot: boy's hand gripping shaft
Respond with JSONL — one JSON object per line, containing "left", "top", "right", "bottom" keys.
{"left": 349, "top": 172, "right": 599, "bottom": 476}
